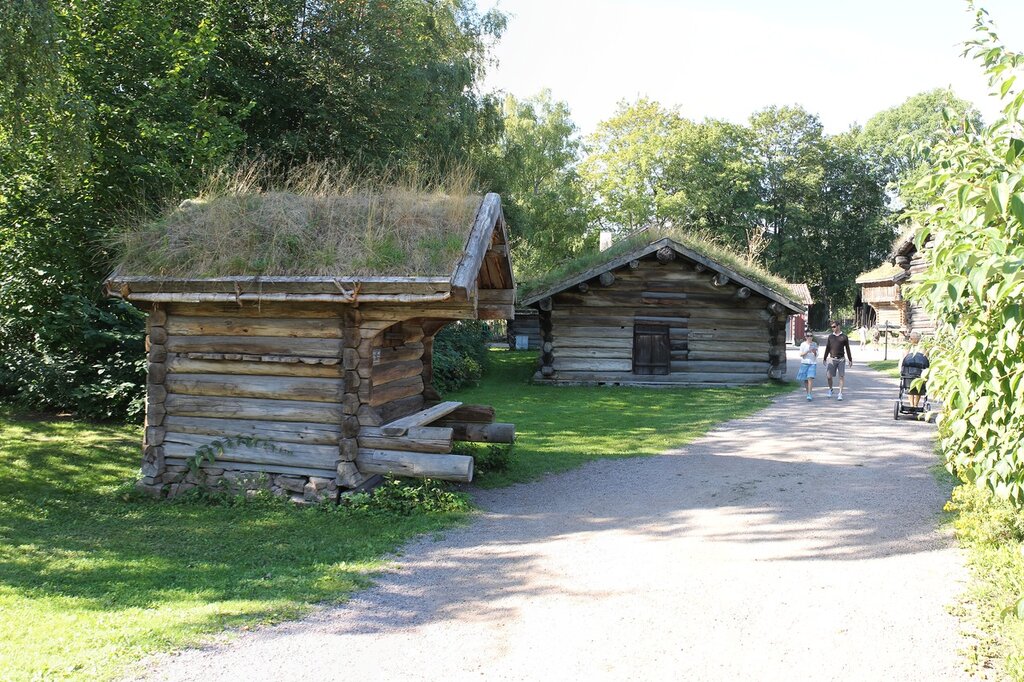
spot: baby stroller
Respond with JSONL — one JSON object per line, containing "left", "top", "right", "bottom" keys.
{"left": 894, "top": 350, "right": 930, "bottom": 420}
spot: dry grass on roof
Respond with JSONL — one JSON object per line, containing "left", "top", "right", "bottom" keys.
{"left": 113, "top": 161, "right": 482, "bottom": 278}
{"left": 521, "top": 227, "right": 800, "bottom": 302}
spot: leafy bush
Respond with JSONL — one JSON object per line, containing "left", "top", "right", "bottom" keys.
{"left": 432, "top": 320, "right": 491, "bottom": 394}
{"left": 343, "top": 477, "right": 470, "bottom": 516}
{"left": 906, "top": 10, "right": 1024, "bottom": 501}
{"left": 453, "top": 441, "right": 515, "bottom": 477}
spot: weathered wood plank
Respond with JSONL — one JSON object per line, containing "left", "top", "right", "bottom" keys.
{"left": 437, "top": 421, "right": 515, "bottom": 443}
{"left": 166, "top": 335, "right": 342, "bottom": 357}
{"left": 163, "top": 433, "right": 337, "bottom": 470}
{"left": 163, "top": 415, "right": 341, "bottom": 445}
{"left": 443, "top": 404, "right": 496, "bottom": 423}
{"left": 166, "top": 315, "right": 343, "bottom": 338}
{"left": 381, "top": 401, "right": 463, "bottom": 436}
{"left": 372, "top": 359, "right": 423, "bottom": 385}
{"left": 356, "top": 449, "right": 474, "bottom": 482}
{"left": 552, "top": 358, "right": 632, "bottom": 372}
{"left": 369, "top": 375, "right": 424, "bottom": 407}
{"left": 375, "top": 394, "right": 425, "bottom": 424}
{"left": 166, "top": 373, "right": 344, "bottom": 403}
{"left": 372, "top": 342, "right": 424, "bottom": 365}
{"left": 358, "top": 426, "right": 454, "bottom": 454}
{"left": 167, "top": 356, "right": 342, "bottom": 378}
{"left": 669, "top": 361, "right": 770, "bottom": 373}
{"left": 165, "top": 456, "right": 336, "bottom": 479}
{"left": 553, "top": 347, "right": 634, "bottom": 360}
{"left": 167, "top": 302, "right": 343, "bottom": 319}
{"left": 165, "top": 394, "right": 342, "bottom": 424}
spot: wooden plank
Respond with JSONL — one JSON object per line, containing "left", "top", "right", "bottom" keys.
{"left": 452, "top": 193, "right": 502, "bottom": 292}
{"left": 552, "top": 358, "right": 632, "bottom": 372}
{"left": 686, "top": 351, "right": 769, "bottom": 362}
{"left": 166, "top": 315, "right": 342, "bottom": 338}
{"left": 163, "top": 415, "right": 341, "bottom": 445}
{"left": 167, "top": 335, "right": 342, "bottom": 357}
{"left": 166, "top": 373, "right": 344, "bottom": 403}
{"left": 163, "top": 433, "right": 337, "bottom": 470}
{"left": 552, "top": 326, "right": 633, "bottom": 339}
{"left": 478, "top": 288, "right": 516, "bottom": 305}
{"left": 381, "top": 401, "right": 463, "bottom": 436}
{"left": 372, "top": 342, "right": 424, "bottom": 365}
{"left": 443, "top": 404, "right": 496, "bottom": 423}
{"left": 167, "top": 302, "right": 342, "bottom": 319}
{"left": 358, "top": 426, "right": 454, "bottom": 453}
{"left": 554, "top": 347, "right": 633, "bottom": 360}
{"left": 372, "top": 359, "right": 423, "bottom": 385}
{"left": 167, "top": 356, "right": 341, "bottom": 378}
{"left": 117, "top": 275, "right": 451, "bottom": 296}
{"left": 553, "top": 337, "right": 633, "bottom": 350}
{"left": 543, "top": 370, "right": 768, "bottom": 385}
{"left": 438, "top": 421, "right": 515, "bottom": 443}
{"left": 165, "top": 457, "right": 335, "bottom": 479}
{"left": 376, "top": 394, "right": 425, "bottom": 424}
{"left": 356, "top": 449, "right": 474, "bottom": 483}
{"left": 669, "top": 361, "right": 770, "bottom": 373}
{"left": 369, "top": 375, "right": 424, "bottom": 407}
{"left": 165, "top": 394, "right": 342, "bottom": 424}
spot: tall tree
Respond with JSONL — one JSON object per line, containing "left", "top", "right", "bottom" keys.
{"left": 579, "top": 98, "right": 686, "bottom": 232}
{"left": 479, "top": 90, "right": 590, "bottom": 278}
{"left": 859, "top": 88, "right": 981, "bottom": 209}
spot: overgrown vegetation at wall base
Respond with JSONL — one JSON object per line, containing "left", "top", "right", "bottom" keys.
{"left": 906, "top": 8, "right": 1024, "bottom": 502}
{"left": 0, "top": 409, "right": 467, "bottom": 681}
{"left": 946, "top": 483, "right": 1024, "bottom": 679}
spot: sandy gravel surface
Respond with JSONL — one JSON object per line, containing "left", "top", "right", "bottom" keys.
{"left": 140, "top": 353, "right": 970, "bottom": 681}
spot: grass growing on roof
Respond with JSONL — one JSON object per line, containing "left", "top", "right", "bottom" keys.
{"left": 519, "top": 227, "right": 800, "bottom": 302}
{"left": 449, "top": 350, "right": 798, "bottom": 487}
{"left": 113, "top": 160, "right": 481, "bottom": 278}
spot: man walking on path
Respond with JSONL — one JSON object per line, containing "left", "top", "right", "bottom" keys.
{"left": 823, "top": 320, "right": 853, "bottom": 401}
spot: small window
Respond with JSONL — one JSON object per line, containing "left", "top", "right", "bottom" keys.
{"left": 633, "top": 323, "right": 670, "bottom": 375}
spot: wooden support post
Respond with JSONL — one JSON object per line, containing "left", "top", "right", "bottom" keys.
{"left": 656, "top": 247, "right": 675, "bottom": 263}
{"left": 142, "top": 303, "right": 168, "bottom": 481}
{"left": 338, "top": 307, "right": 365, "bottom": 488}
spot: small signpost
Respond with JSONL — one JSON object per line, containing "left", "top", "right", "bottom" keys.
{"left": 878, "top": 321, "right": 900, "bottom": 360}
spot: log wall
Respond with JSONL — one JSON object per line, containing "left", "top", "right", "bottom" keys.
{"left": 535, "top": 257, "right": 785, "bottom": 385}
{"left": 904, "top": 253, "right": 935, "bottom": 335}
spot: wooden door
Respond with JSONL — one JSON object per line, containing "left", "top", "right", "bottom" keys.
{"left": 633, "top": 323, "right": 670, "bottom": 375}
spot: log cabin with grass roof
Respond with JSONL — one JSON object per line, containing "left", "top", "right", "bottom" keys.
{"left": 106, "top": 185, "right": 516, "bottom": 503}
{"left": 855, "top": 229, "right": 935, "bottom": 337}
{"left": 519, "top": 234, "right": 805, "bottom": 386}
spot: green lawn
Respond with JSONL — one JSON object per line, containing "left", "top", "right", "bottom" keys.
{"left": 452, "top": 350, "right": 797, "bottom": 487}
{"left": 867, "top": 359, "right": 901, "bottom": 378}
{"left": 0, "top": 350, "right": 796, "bottom": 680}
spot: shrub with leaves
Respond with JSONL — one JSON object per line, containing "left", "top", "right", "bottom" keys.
{"left": 907, "top": 6, "right": 1024, "bottom": 501}
{"left": 432, "top": 320, "right": 491, "bottom": 394}
{"left": 344, "top": 477, "right": 470, "bottom": 516}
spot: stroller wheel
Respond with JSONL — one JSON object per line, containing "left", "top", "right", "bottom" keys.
{"left": 893, "top": 400, "right": 900, "bottom": 420}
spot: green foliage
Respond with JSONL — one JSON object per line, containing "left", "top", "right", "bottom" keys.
{"left": 453, "top": 441, "right": 516, "bottom": 477}
{"left": 859, "top": 88, "right": 982, "bottom": 209}
{"left": 0, "top": 0, "right": 505, "bottom": 418}
{"left": 905, "top": 8, "right": 1024, "bottom": 502}
{"left": 478, "top": 90, "right": 591, "bottom": 280}
{"left": 189, "top": 436, "right": 290, "bottom": 474}
{"left": 344, "top": 476, "right": 471, "bottom": 516}
{"left": 432, "top": 320, "right": 491, "bottom": 394}
{"left": 945, "top": 483, "right": 1024, "bottom": 678}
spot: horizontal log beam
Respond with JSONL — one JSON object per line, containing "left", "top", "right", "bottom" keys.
{"left": 166, "top": 373, "right": 344, "bottom": 403}
{"left": 163, "top": 415, "right": 341, "bottom": 445}
{"left": 438, "top": 421, "right": 515, "bottom": 443}
{"left": 166, "top": 335, "right": 342, "bottom": 358}
{"left": 381, "top": 400, "right": 462, "bottom": 436}
{"left": 163, "top": 433, "right": 337, "bottom": 470}
{"left": 356, "top": 449, "right": 474, "bottom": 482}
{"left": 166, "top": 315, "right": 342, "bottom": 338}
{"left": 165, "top": 394, "right": 342, "bottom": 424}
{"left": 167, "top": 356, "right": 342, "bottom": 378}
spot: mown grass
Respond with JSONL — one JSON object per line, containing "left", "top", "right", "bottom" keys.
{"left": 0, "top": 410, "right": 464, "bottom": 681}
{"left": 867, "top": 359, "right": 901, "bottom": 378}
{"left": 451, "top": 350, "right": 797, "bottom": 488}
{"left": 0, "top": 351, "right": 796, "bottom": 679}
{"left": 945, "top": 483, "right": 1024, "bottom": 679}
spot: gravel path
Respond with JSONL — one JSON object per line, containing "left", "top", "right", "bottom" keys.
{"left": 141, "top": 353, "right": 970, "bottom": 681}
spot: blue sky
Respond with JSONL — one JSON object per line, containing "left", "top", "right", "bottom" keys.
{"left": 483, "top": 0, "right": 1024, "bottom": 135}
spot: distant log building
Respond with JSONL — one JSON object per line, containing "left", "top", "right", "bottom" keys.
{"left": 855, "top": 231, "right": 934, "bottom": 337}
{"left": 106, "top": 192, "right": 516, "bottom": 502}
{"left": 519, "top": 237, "right": 804, "bottom": 386}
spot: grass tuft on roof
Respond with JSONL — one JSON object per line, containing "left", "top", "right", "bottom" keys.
{"left": 855, "top": 262, "right": 903, "bottom": 284}
{"left": 520, "top": 227, "right": 801, "bottom": 302}
{"left": 113, "top": 160, "right": 481, "bottom": 278}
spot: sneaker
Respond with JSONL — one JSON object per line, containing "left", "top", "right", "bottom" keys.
{"left": 827, "top": 389, "right": 833, "bottom": 397}
{"left": 806, "top": 394, "right": 813, "bottom": 401}
{"left": 837, "top": 393, "right": 844, "bottom": 401}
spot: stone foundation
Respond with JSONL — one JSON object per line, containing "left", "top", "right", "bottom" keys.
{"left": 136, "top": 465, "right": 339, "bottom": 504}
